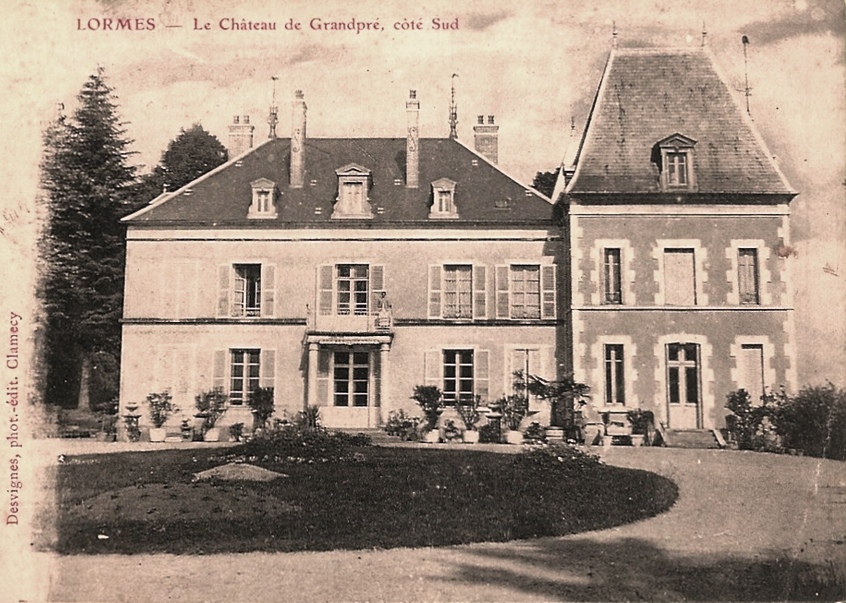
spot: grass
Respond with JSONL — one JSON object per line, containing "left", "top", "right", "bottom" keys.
{"left": 55, "top": 443, "right": 678, "bottom": 555}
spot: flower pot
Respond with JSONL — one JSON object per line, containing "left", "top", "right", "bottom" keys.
{"left": 630, "top": 434, "right": 645, "bottom": 447}
{"left": 424, "top": 430, "right": 441, "bottom": 444}
{"left": 463, "top": 429, "right": 480, "bottom": 444}
{"left": 203, "top": 427, "right": 222, "bottom": 442}
{"left": 506, "top": 430, "right": 524, "bottom": 445}
{"left": 148, "top": 427, "right": 167, "bottom": 443}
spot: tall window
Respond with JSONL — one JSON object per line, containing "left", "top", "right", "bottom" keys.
{"left": 666, "top": 152, "right": 688, "bottom": 186}
{"left": 738, "top": 344, "right": 765, "bottom": 404}
{"left": 437, "top": 190, "right": 454, "bottom": 214}
{"left": 604, "top": 344, "right": 625, "bottom": 405}
{"left": 443, "top": 265, "right": 473, "bottom": 319}
{"left": 738, "top": 249, "right": 760, "bottom": 304}
{"left": 234, "top": 264, "right": 261, "bottom": 316}
{"left": 667, "top": 344, "right": 699, "bottom": 405}
{"left": 604, "top": 248, "right": 622, "bottom": 304}
{"left": 443, "top": 349, "right": 474, "bottom": 405}
{"left": 510, "top": 265, "right": 541, "bottom": 319}
{"left": 333, "top": 351, "right": 369, "bottom": 407}
{"left": 337, "top": 265, "right": 369, "bottom": 316}
{"left": 664, "top": 249, "right": 696, "bottom": 305}
{"left": 230, "top": 349, "right": 260, "bottom": 405}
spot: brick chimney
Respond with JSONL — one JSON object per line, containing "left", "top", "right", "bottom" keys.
{"left": 473, "top": 115, "right": 499, "bottom": 164}
{"left": 228, "top": 115, "right": 254, "bottom": 157}
{"left": 406, "top": 90, "right": 420, "bottom": 188}
{"left": 290, "top": 90, "right": 307, "bottom": 189}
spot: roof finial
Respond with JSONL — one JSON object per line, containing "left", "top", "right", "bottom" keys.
{"left": 701, "top": 22, "right": 707, "bottom": 47}
{"left": 268, "top": 76, "right": 279, "bottom": 139}
{"left": 612, "top": 21, "right": 618, "bottom": 49}
{"left": 742, "top": 35, "right": 752, "bottom": 116}
{"left": 448, "top": 73, "right": 459, "bottom": 139}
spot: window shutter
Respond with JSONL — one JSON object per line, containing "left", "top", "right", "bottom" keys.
{"left": 473, "top": 265, "right": 487, "bottom": 319}
{"left": 424, "top": 350, "right": 442, "bottom": 387}
{"left": 541, "top": 265, "right": 556, "bottom": 319}
{"left": 212, "top": 350, "right": 227, "bottom": 392}
{"left": 475, "top": 349, "right": 490, "bottom": 402}
{"left": 217, "top": 266, "right": 231, "bottom": 317}
{"left": 495, "top": 265, "right": 510, "bottom": 318}
{"left": 318, "top": 265, "right": 334, "bottom": 316}
{"left": 428, "top": 265, "right": 442, "bottom": 318}
{"left": 263, "top": 265, "right": 276, "bottom": 317}
{"left": 232, "top": 268, "right": 246, "bottom": 316}
{"left": 260, "top": 350, "right": 276, "bottom": 389}
{"left": 370, "top": 265, "right": 385, "bottom": 314}
{"left": 316, "top": 349, "right": 330, "bottom": 406}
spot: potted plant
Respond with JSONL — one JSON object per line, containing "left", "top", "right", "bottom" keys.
{"left": 497, "top": 393, "right": 528, "bottom": 445}
{"left": 626, "top": 408, "right": 654, "bottom": 447}
{"left": 442, "top": 419, "right": 463, "bottom": 442}
{"left": 146, "top": 391, "right": 178, "bottom": 442}
{"left": 195, "top": 388, "right": 227, "bottom": 442}
{"left": 412, "top": 385, "right": 443, "bottom": 442}
{"left": 123, "top": 401, "right": 141, "bottom": 442}
{"left": 249, "top": 386, "right": 275, "bottom": 431}
{"left": 457, "top": 395, "right": 482, "bottom": 443}
{"left": 228, "top": 422, "right": 245, "bottom": 442}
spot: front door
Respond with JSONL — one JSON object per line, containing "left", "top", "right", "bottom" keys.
{"left": 666, "top": 343, "right": 702, "bottom": 429}
{"left": 323, "top": 350, "right": 373, "bottom": 428}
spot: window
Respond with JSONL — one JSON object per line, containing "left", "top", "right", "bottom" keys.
{"left": 667, "top": 344, "right": 699, "bottom": 405}
{"left": 443, "top": 349, "right": 474, "bottom": 405}
{"left": 429, "top": 178, "right": 458, "bottom": 218}
{"left": 663, "top": 249, "right": 696, "bottom": 305}
{"left": 333, "top": 164, "right": 372, "bottom": 218}
{"left": 248, "top": 178, "right": 277, "bottom": 218}
{"left": 655, "top": 133, "right": 697, "bottom": 191}
{"left": 666, "top": 152, "right": 688, "bottom": 187}
{"left": 230, "top": 349, "right": 260, "bottom": 405}
{"left": 603, "top": 249, "right": 622, "bottom": 304}
{"left": 333, "top": 350, "right": 370, "bottom": 407}
{"left": 738, "top": 344, "right": 764, "bottom": 404}
{"left": 443, "top": 265, "right": 473, "bottom": 319}
{"left": 234, "top": 264, "right": 261, "bottom": 316}
{"left": 336, "top": 264, "right": 369, "bottom": 316}
{"left": 496, "top": 264, "right": 556, "bottom": 319}
{"left": 604, "top": 344, "right": 626, "bottom": 405}
{"left": 738, "top": 249, "right": 760, "bottom": 304}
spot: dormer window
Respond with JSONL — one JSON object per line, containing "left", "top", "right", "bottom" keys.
{"left": 333, "top": 163, "right": 372, "bottom": 218}
{"left": 429, "top": 177, "right": 458, "bottom": 219}
{"left": 249, "top": 178, "right": 277, "bottom": 219}
{"left": 655, "top": 133, "right": 697, "bottom": 192}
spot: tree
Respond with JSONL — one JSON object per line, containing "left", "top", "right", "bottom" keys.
{"left": 133, "top": 124, "right": 227, "bottom": 205}
{"left": 39, "top": 69, "right": 136, "bottom": 408}
{"left": 532, "top": 167, "right": 560, "bottom": 198}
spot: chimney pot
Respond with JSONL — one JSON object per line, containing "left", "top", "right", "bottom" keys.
{"left": 233, "top": 116, "right": 240, "bottom": 124}
{"left": 228, "top": 112, "right": 255, "bottom": 157}
{"left": 409, "top": 89, "right": 417, "bottom": 99}
{"left": 488, "top": 115, "right": 495, "bottom": 124}
{"left": 477, "top": 115, "right": 484, "bottom": 124}
{"left": 473, "top": 113, "right": 499, "bottom": 164}
{"left": 243, "top": 115, "right": 250, "bottom": 124}
{"left": 295, "top": 89, "right": 304, "bottom": 99}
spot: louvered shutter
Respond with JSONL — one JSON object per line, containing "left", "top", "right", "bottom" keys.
{"left": 424, "top": 350, "right": 442, "bottom": 387}
{"left": 370, "top": 265, "right": 385, "bottom": 314}
{"left": 260, "top": 350, "right": 276, "bottom": 389}
{"left": 217, "top": 266, "right": 231, "bottom": 317}
{"left": 318, "top": 265, "right": 334, "bottom": 316}
{"left": 428, "top": 265, "right": 442, "bottom": 318}
{"left": 495, "top": 265, "right": 510, "bottom": 318}
{"left": 263, "top": 265, "right": 276, "bottom": 317}
{"left": 473, "top": 265, "right": 487, "bottom": 319}
{"left": 316, "top": 349, "right": 331, "bottom": 406}
{"left": 212, "top": 350, "right": 227, "bottom": 393}
{"left": 475, "top": 350, "right": 490, "bottom": 402}
{"left": 541, "top": 265, "right": 556, "bottom": 319}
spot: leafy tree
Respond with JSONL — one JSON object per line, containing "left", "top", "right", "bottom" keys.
{"left": 39, "top": 68, "right": 136, "bottom": 408}
{"left": 134, "top": 124, "right": 227, "bottom": 205}
{"left": 532, "top": 167, "right": 560, "bottom": 198}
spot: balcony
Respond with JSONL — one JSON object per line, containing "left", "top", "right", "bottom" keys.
{"left": 306, "top": 307, "right": 393, "bottom": 334}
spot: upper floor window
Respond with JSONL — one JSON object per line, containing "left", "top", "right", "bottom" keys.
{"left": 428, "top": 264, "right": 486, "bottom": 320}
{"left": 336, "top": 264, "right": 369, "bottom": 316}
{"left": 234, "top": 264, "right": 262, "bottom": 316}
{"left": 738, "top": 248, "right": 760, "bottom": 304}
{"left": 603, "top": 248, "right": 622, "bottom": 304}
{"left": 248, "top": 178, "right": 277, "bottom": 218}
{"left": 429, "top": 178, "right": 458, "bottom": 218}
{"left": 443, "top": 265, "right": 473, "bottom": 319}
{"left": 317, "top": 264, "right": 385, "bottom": 316}
{"left": 218, "top": 263, "right": 275, "bottom": 318}
{"left": 663, "top": 249, "right": 697, "bottom": 305}
{"left": 333, "top": 164, "right": 372, "bottom": 218}
{"left": 495, "top": 264, "right": 556, "bottom": 319}
{"left": 655, "top": 133, "right": 697, "bottom": 191}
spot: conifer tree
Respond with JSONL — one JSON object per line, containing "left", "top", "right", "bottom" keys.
{"left": 39, "top": 68, "right": 136, "bottom": 408}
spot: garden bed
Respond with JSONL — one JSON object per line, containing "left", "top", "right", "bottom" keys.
{"left": 55, "top": 444, "right": 677, "bottom": 555}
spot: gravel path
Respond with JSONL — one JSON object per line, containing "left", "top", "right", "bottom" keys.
{"left": 19, "top": 444, "right": 846, "bottom": 601}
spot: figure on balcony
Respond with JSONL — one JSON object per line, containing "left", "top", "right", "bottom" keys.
{"left": 376, "top": 291, "right": 392, "bottom": 330}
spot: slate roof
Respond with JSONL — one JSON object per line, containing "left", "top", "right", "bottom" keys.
{"left": 124, "top": 137, "right": 552, "bottom": 226}
{"left": 567, "top": 47, "right": 794, "bottom": 197}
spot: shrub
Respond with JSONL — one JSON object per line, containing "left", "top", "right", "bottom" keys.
{"left": 228, "top": 422, "right": 245, "bottom": 442}
{"left": 626, "top": 408, "right": 655, "bottom": 444}
{"left": 495, "top": 394, "right": 529, "bottom": 431}
{"left": 146, "top": 391, "right": 178, "bottom": 429}
{"left": 479, "top": 421, "right": 501, "bottom": 443}
{"left": 384, "top": 410, "right": 421, "bottom": 441}
{"left": 725, "top": 389, "right": 780, "bottom": 452}
{"left": 296, "top": 405, "right": 321, "bottom": 430}
{"left": 772, "top": 383, "right": 846, "bottom": 460}
{"left": 249, "top": 387, "right": 275, "bottom": 429}
{"left": 195, "top": 388, "right": 227, "bottom": 432}
{"left": 523, "top": 421, "right": 546, "bottom": 445}
{"left": 235, "top": 423, "right": 370, "bottom": 463}
{"left": 411, "top": 385, "right": 443, "bottom": 430}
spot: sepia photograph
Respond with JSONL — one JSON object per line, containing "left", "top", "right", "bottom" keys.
{"left": 1, "top": 0, "right": 844, "bottom": 601}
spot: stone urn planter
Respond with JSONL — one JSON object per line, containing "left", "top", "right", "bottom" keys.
{"left": 630, "top": 434, "right": 645, "bottom": 447}
{"left": 148, "top": 427, "right": 167, "bottom": 443}
{"left": 463, "top": 429, "right": 480, "bottom": 444}
{"left": 505, "top": 430, "right": 524, "bottom": 445}
{"left": 203, "top": 427, "right": 222, "bottom": 442}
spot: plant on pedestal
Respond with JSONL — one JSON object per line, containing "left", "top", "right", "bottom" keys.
{"left": 457, "top": 395, "right": 482, "bottom": 443}
{"left": 195, "top": 388, "right": 227, "bottom": 442}
{"left": 147, "top": 391, "right": 178, "bottom": 442}
{"left": 412, "top": 385, "right": 443, "bottom": 442}
{"left": 249, "top": 387, "right": 275, "bottom": 432}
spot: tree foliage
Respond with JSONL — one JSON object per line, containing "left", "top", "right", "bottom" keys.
{"left": 39, "top": 69, "right": 136, "bottom": 407}
{"left": 532, "top": 167, "right": 560, "bottom": 198}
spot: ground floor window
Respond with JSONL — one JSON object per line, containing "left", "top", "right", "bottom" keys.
{"left": 604, "top": 344, "right": 625, "bottom": 405}
{"left": 230, "top": 349, "right": 260, "bottom": 404}
{"left": 443, "top": 349, "right": 474, "bottom": 405}
{"left": 667, "top": 343, "right": 700, "bottom": 405}
{"left": 333, "top": 350, "right": 370, "bottom": 407}
{"left": 738, "top": 343, "right": 765, "bottom": 403}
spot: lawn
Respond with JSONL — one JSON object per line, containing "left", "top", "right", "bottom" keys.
{"left": 56, "top": 443, "right": 678, "bottom": 555}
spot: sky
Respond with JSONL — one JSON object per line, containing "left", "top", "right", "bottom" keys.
{"left": 0, "top": 0, "right": 844, "bottom": 384}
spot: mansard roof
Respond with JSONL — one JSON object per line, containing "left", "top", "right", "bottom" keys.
{"left": 124, "top": 137, "right": 552, "bottom": 226}
{"left": 567, "top": 47, "right": 795, "bottom": 198}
